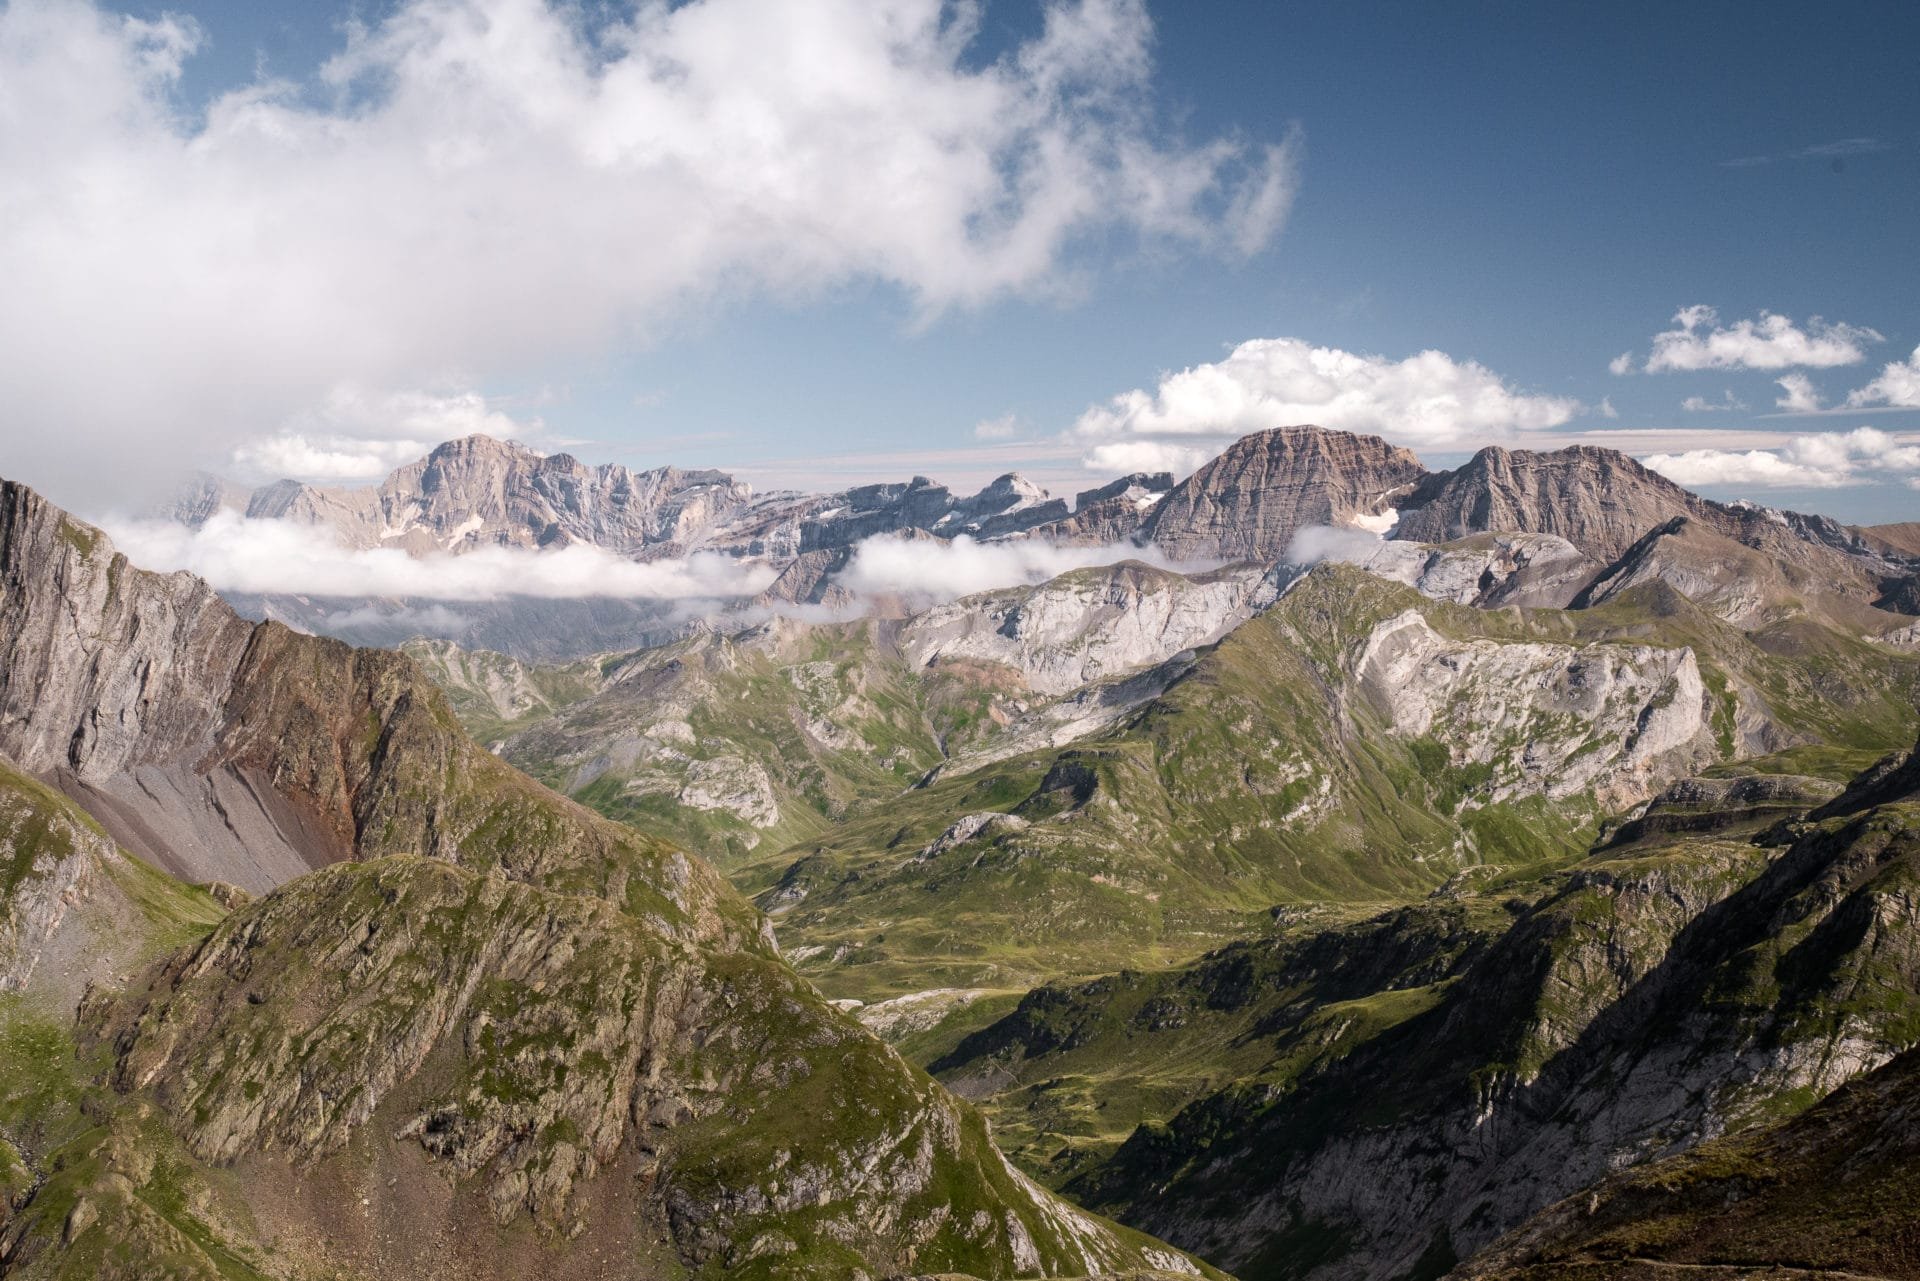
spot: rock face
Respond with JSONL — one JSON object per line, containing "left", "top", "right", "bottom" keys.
{"left": 1393, "top": 445, "right": 1710, "bottom": 565}
{"left": 1458, "top": 1043, "right": 1920, "bottom": 1280}
{"left": 1390, "top": 445, "right": 1916, "bottom": 615}
{"left": 1143, "top": 426, "right": 1427, "bottom": 562}
{"left": 1354, "top": 607, "right": 1712, "bottom": 808}
{"left": 1030, "top": 473, "right": 1176, "bottom": 546}
{"left": 1347, "top": 533, "right": 1597, "bottom": 609}
{"left": 0, "top": 760, "right": 110, "bottom": 991}
{"left": 902, "top": 561, "right": 1280, "bottom": 697}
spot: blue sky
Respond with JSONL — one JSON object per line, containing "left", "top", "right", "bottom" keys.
{"left": 10, "top": 0, "right": 1919, "bottom": 523}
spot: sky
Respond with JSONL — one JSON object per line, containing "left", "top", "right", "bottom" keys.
{"left": 1, "top": 0, "right": 1917, "bottom": 525}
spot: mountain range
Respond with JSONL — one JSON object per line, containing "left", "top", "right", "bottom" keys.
{"left": 3, "top": 423, "right": 1918, "bottom": 1280}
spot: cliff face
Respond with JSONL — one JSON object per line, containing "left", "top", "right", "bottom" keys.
{"left": 1393, "top": 445, "right": 1715, "bottom": 566}
{"left": 1143, "top": 426, "right": 1427, "bottom": 562}
{"left": 1457, "top": 1040, "right": 1920, "bottom": 1281}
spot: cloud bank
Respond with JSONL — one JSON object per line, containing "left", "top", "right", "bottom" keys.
{"left": 1071, "top": 337, "right": 1583, "bottom": 472}
{"left": 837, "top": 532, "right": 1190, "bottom": 605}
{"left": 1641, "top": 427, "right": 1920, "bottom": 491}
{"left": 231, "top": 388, "right": 538, "bottom": 483}
{"left": 0, "top": 0, "right": 1297, "bottom": 504}
{"left": 1623, "top": 306, "right": 1882, "bottom": 374}
{"left": 102, "top": 512, "right": 777, "bottom": 600}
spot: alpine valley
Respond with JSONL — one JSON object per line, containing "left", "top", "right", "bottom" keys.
{"left": 5, "top": 424, "right": 1920, "bottom": 1281}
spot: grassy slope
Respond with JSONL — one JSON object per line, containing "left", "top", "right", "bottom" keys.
{"left": 1050, "top": 796, "right": 1920, "bottom": 1279}
{"left": 1459, "top": 1039, "right": 1920, "bottom": 1279}
{"left": 738, "top": 568, "right": 1920, "bottom": 1004}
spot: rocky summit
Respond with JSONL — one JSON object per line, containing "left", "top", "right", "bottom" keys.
{"left": 4, "top": 423, "right": 1919, "bottom": 1281}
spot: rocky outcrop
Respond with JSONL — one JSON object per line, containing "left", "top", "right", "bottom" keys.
{"left": 1606, "top": 771, "right": 1842, "bottom": 844}
{"left": 1457, "top": 1044, "right": 1920, "bottom": 1280}
{"left": 1354, "top": 607, "right": 1714, "bottom": 808}
{"left": 1029, "top": 473, "right": 1176, "bottom": 546}
{"left": 1347, "top": 533, "right": 1597, "bottom": 609}
{"left": 0, "top": 759, "right": 110, "bottom": 991}
{"left": 902, "top": 561, "right": 1280, "bottom": 697}
{"left": 1143, "top": 426, "right": 1427, "bottom": 562}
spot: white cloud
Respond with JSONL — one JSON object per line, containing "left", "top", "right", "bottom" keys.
{"left": 1774, "top": 373, "right": 1823, "bottom": 414}
{"left": 1641, "top": 306, "right": 1881, "bottom": 373}
{"left": 100, "top": 511, "right": 776, "bottom": 600}
{"left": 0, "top": 0, "right": 1296, "bottom": 506}
{"left": 1080, "top": 439, "right": 1218, "bottom": 475}
{"left": 1283, "top": 524, "right": 1383, "bottom": 567}
{"left": 1847, "top": 345, "right": 1920, "bottom": 409}
{"left": 1641, "top": 427, "right": 1920, "bottom": 490}
{"left": 1070, "top": 337, "right": 1583, "bottom": 471}
{"left": 972, "top": 414, "right": 1019, "bottom": 441}
{"left": 230, "top": 387, "right": 532, "bottom": 482}
{"left": 837, "top": 531, "right": 1188, "bottom": 605}
{"left": 1596, "top": 397, "right": 1619, "bottom": 419}
{"left": 1609, "top": 352, "right": 1636, "bottom": 376}
{"left": 1681, "top": 390, "right": 1746, "bottom": 414}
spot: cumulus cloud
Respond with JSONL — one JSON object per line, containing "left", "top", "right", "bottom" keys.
{"left": 101, "top": 511, "right": 776, "bottom": 600}
{"left": 228, "top": 387, "right": 537, "bottom": 482}
{"left": 1609, "top": 352, "right": 1636, "bottom": 376}
{"left": 1070, "top": 337, "right": 1582, "bottom": 471}
{"left": 836, "top": 531, "right": 1188, "bottom": 605}
{"left": 972, "top": 414, "right": 1019, "bottom": 441}
{"left": 1774, "top": 374, "right": 1824, "bottom": 414}
{"left": 1080, "top": 439, "right": 1218, "bottom": 476}
{"left": 1847, "top": 346, "right": 1920, "bottom": 409}
{"left": 0, "top": 0, "right": 1297, "bottom": 506}
{"left": 1641, "top": 427, "right": 1920, "bottom": 490}
{"left": 1682, "top": 390, "right": 1746, "bottom": 414}
{"left": 1640, "top": 306, "right": 1881, "bottom": 373}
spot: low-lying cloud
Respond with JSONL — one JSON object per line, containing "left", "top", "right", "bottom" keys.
{"left": 1641, "top": 426, "right": 1920, "bottom": 491}
{"left": 1071, "top": 337, "right": 1583, "bottom": 473}
{"left": 1282, "top": 523, "right": 1386, "bottom": 567}
{"left": 102, "top": 511, "right": 777, "bottom": 601}
{"left": 836, "top": 532, "right": 1195, "bottom": 606}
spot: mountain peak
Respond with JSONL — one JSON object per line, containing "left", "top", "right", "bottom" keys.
{"left": 1144, "top": 423, "right": 1429, "bottom": 561}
